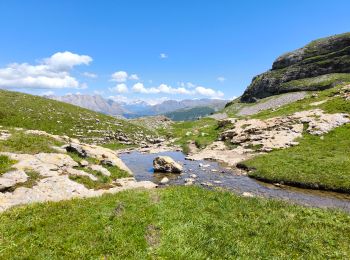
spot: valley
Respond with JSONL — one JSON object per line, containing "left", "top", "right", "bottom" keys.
{"left": 1, "top": 32, "right": 350, "bottom": 258}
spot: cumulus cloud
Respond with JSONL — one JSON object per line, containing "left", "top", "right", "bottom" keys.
{"left": 109, "top": 83, "right": 128, "bottom": 94}
{"left": 217, "top": 76, "right": 226, "bottom": 82}
{"left": 195, "top": 86, "right": 224, "bottom": 97}
{"left": 82, "top": 72, "right": 97, "bottom": 78}
{"left": 0, "top": 51, "right": 92, "bottom": 89}
{"left": 132, "top": 82, "right": 224, "bottom": 98}
{"left": 160, "top": 53, "right": 168, "bottom": 59}
{"left": 129, "top": 74, "right": 139, "bottom": 80}
{"left": 111, "top": 71, "right": 128, "bottom": 82}
{"left": 132, "top": 83, "right": 159, "bottom": 94}
{"left": 44, "top": 51, "right": 92, "bottom": 70}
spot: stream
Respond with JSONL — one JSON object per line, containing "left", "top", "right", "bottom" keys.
{"left": 119, "top": 151, "right": 350, "bottom": 212}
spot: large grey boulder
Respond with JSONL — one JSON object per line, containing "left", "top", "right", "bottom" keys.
{"left": 153, "top": 156, "right": 183, "bottom": 173}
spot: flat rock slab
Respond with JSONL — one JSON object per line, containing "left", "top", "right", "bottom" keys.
{"left": 0, "top": 175, "right": 156, "bottom": 212}
{"left": 0, "top": 170, "right": 28, "bottom": 191}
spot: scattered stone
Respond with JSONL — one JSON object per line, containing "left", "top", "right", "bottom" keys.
{"left": 0, "top": 130, "right": 11, "bottom": 141}
{"left": 201, "top": 182, "right": 213, "bottom": 187}
{"left": 242, "top": 192, "right": 254, "bottom": 197}
{"left": 220, "top": 109, "right": 349, "bottom": 151}
{"left": 218, "top": 118, "right": 236, "bottom": 128}
{"left": 184, "top": 178, "right": 195, "bottom": 183}
{"left": 160, "top": 177, "right": 169, "bottom": 184}
{"left": 189, "top": 174, "right": 197, "bottom": 178}
{"left": 153, "top": 156, "right": 183, "bottom": 173}
{"left": 79, "top": 160, "right": 89, "bottom": 167}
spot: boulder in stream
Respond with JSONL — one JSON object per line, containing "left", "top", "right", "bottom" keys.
{"left": 153, "top": 156, "right": 183, "bottom": 173}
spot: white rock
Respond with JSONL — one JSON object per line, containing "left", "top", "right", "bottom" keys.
{"left": 242, "top": 192, "right": 254, "bottom": 198}
{"left": 153, "top": 156, "right": 183, "bottom": 173}
{"left": 160, "top": 177, "right": 169, "bottom": 184}
{"left": 0, "top": 170, "right": 28, "bottom": 191}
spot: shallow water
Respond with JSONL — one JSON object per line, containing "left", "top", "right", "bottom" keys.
{"left": 119, "top": 151, "right": 350, "bottom": 212}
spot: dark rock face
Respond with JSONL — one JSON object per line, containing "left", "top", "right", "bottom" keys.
{"left": 241, "top": 32, "right": 350, "bottom": 102}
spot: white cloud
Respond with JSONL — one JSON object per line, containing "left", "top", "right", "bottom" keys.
{"left": 109, "top": 83, "right": 128, "bottom": 94}
{"left": 217, "top": 76, "right": 226, "bottom": 82}
{"left": 158, "top": 84, "right": 192, "bottom": 95}
{"left": 129, "top": 74, "right": 139, "bottom": 80}
{"left": 111, "top": 71, "right": 128, "bottom": 82}
{"left": 132, "top": 82, "right": 159, "bottom": 94}
{"left": 160, "top": 53, "right": 168, "bottom": 59}
{"left": 83, "top": 72, "right": 97, "bottom": 78}
{"left": 132, "top": 83, "right": 187, "bottom": 95}
{"left": 44, "top": 51, "right": 92, "bottom": 70}
{"left": 195, "top": 86, "right": 224, "bottom": 98}
{"left": 0, "top": 51, "right": 91, "bottom": 89}
{"left": 131, "top": 82, "right": 223, "bottom": 97}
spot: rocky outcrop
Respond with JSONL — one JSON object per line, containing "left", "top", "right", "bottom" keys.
{"left": 153, "top": 156, "right": 183, "bottom": 173}
{"left": 241, "top": 32, "right": 350, "bottom": 102}
{"left": 64, "top": 142, "right": 132, "bottom": 174}
{"left": 0, "top": 128, "right": 158, "bottom": 212}
{"left": 220, "top": 109, "right": 349, "bottom": 152}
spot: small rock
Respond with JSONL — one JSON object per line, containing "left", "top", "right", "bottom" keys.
{"left": 190, "top": 174, "right": 197, "bottom": 178}
{"left": 184, "top": 178, "right": 195, "bottom": 183}
{"left": 201, "top": 182, "right": 213, "bottom": 187}
{"left": 160, "top": 177, "right": 169, "bottom": 184}
{"left": 242, "top": 192, "right": 254, "bottom": 197}
{"left": 79, "top": 160, "right": 89, "bottom": 167}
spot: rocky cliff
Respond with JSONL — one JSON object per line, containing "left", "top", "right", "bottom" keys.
{"left": 241, "top": 32, "right": 350, "bottom": 102}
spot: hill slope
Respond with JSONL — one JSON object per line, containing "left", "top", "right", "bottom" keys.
{"left": 47, "top": 94, "right": 229, "bottom": 118}
{"left": 0, "top": 90, "right": 155, "bottom": 145}
{"left": 241, "top": 32, "right": 350, "bottom": 102}
{"left": 164, "top": 106, "right": 215, "bottom": 121}
{"left": 47, "top": 94, "right": 126, "bottom": 117}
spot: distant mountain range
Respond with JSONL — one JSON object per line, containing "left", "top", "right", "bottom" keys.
{"left": 45, "top": 94, "right": 229, "bottom": 119}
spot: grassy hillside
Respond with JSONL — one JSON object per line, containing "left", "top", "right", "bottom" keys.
{"left": 164, "top": 106, "right": 215, "bottom": 121}
{"left": 225, "top": 81, "right": 350, "bottom": 191}
{"left": 1, "top": 186, "right": 349, "bottom": 259}
{"left": 0, "top": 89, "right": 155, "bottom": 144}
{"left": 244, "top": 124, "right": 350, "bottom": 192}
{"left": 158, "top": 117, "right": 218, "bottom": 153}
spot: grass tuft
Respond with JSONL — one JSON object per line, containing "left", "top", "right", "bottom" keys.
{"left": 0, "top": 155, "right": 16, "bottom": 174}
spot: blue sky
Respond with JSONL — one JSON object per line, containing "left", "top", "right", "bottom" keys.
{"left": 0, "top": 0, "right": 349, "bottom": 104}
